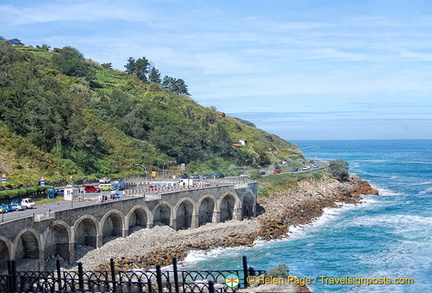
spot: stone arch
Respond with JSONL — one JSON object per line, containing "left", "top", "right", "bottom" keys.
{"left": 197, "top": 195, "right": 216, "bottom": 226}
{"left": 152, "top": 201, "right": 173, "bottom": 226}
{"left": 0, "top": 236, "right": 12, "bottom": 272}
{"left": 174, "top": 198, "right": 195, "bottom": 230}
{"left": 43, "top": 221, "right": 71, "bottom": 262}
{"left": 13, "top": 229, "right": 41, "bottom": 270}
{"left": 242, "top": 192, "right": 255, "bottom": 219}
{"left": 100, "top": 210, "right": 125, "bottom": 243}
{"left": 219, "top": 193, "right": 239, "bottom": 222}
{"left": 126, "top": 205, "right": 152, "bottom": 234}
{"left": 73, "top": 216, "right": 99, "bottom": 249}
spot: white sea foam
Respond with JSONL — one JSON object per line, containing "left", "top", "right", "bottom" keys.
{"left": 419, "top": 186, "right": 432, "bottom": 195}
{"left": 411, "top": 181, "right": 432, "bottom": 186}
{"left": 287, "top": 198, "right": 376, "bottom": 240}
{"left": 353, "top": 214, "right": 432, "bottom": 229}
{"left": 374, "top": 185, "right": 403, "bottom": 196}
{"left": 183, "top": 245, "right": 249, "bottom": 265}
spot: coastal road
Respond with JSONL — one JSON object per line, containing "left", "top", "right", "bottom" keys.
{"left": 279, "top": 159, "right": 329, "bottom": 175}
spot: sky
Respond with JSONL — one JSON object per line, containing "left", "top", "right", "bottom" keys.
{"left": 1, "top": 0, "right": 432, "bottom": 140}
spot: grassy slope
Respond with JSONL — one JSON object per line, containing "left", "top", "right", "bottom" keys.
{"left": 0, "top": 46, "right": 305, "bottom": 186}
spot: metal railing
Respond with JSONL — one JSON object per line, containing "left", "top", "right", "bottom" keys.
{"left": 1, "top": 256, "right": 264, "bottom": 293}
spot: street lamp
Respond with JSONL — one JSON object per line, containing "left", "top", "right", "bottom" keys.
{"left": 162, "top": 161, "right": 176, "bottom": 179}
{"left": 132, "top": 163, "right": 148, "bottom": 180}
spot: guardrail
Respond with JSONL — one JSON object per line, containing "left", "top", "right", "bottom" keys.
{"left": 1, "top": 256, "right": 264, "bottom": 293}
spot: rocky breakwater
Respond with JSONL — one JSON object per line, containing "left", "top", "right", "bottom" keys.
{"left": 255, "top": 173, "right": 379, "bottom": 241}
{"left": 91, "top": 173, "right": 378, "bottom": 272}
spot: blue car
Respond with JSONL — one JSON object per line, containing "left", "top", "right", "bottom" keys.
{"left": 291, "top": 168, "right": 299, "bottom": 172}
{"left": 1, "top": 204, "right": 14, "bottom": 213}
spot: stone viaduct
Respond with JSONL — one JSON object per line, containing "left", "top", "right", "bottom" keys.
{"left": 0, "top": 182, "right": 257, "bottom": 271}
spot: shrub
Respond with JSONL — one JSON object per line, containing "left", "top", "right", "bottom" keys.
{"left": 329, "top": 159, "right": 349, "bottom": 181}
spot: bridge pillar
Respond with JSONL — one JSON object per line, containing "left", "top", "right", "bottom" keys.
{"left": 170, "top": 217, "right": 177, "bottom": 230}
{"left": 191, "top": 212, "right": 199, "bottom": 228}
{"left": 212, "top": 211, "right": 221, "bottom": 223}
{"left": 234, "top": 208, "right": 242, "bottom": 221}
{"left": 122, "top": 228, "right": 129, "bottom": 238}
{"left": 96, "top": 234, "right": 103, "bottom": 248}
{"left": 38, "top": 250, "right": 45, "bottom": 271}
{"left": 69, "top": 242, "right": 76, "bottom": 262}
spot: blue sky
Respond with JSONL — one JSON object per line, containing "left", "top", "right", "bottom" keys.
{"left": 1, "top": 0, "right": 432, "bottom": 140}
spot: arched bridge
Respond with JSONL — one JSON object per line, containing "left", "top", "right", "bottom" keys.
{"left": 0, "top": 182, "right": 257, "bottom": 271}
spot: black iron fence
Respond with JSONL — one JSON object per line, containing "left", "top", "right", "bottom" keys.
{"left": 0, "top": 256, "right": 264, "bottom": 293}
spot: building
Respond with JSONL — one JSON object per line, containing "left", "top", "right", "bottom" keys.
{"left": 4, "top": 38, "right": 24, "bottom": 46}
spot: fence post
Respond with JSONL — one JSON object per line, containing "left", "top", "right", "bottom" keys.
{"left": 78, "top": 262, "right": 84, "bottom": 290}
{"left": 242, "top": 256, "right": 249, "bottom": 288}
{"left": 208, "top": 280, "right": 215, "bottom": 293}
{"left": 11, "top": 260, "right": 17, "bottom": 292}
{"left": 173, "top": 257, "right": 180, "bottom": 293}
{"left": 248, "top": 267, "right": 256, "bottom": 277}
{"left": 7, "top": 260, "right": 17, "bottom": 293}
{"left": 156, "top": 264, "right": 163, "bottom": 293}
{"left": 56, "top": 259, "right": 62, "bottom": 290}
{"left": 110, "top": 258, "right": 117, "bottom": 292}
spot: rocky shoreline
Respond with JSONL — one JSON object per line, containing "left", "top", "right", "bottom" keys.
{"left": 50, "top": 173, "right": 378, "bottom": 292}
{"left": 64, "top": 173, "right": 377, "bottom": 275}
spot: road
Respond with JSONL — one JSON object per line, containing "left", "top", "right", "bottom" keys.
{"left": 0, "top": 160, "right": 329, "bottom": 223}
{"left": 0, "top": 180, "right": 226, "bottom": 223}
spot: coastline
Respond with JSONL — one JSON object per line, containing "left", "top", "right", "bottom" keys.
{"left": 66, "top": 173, "right": 378, "bottom": 274}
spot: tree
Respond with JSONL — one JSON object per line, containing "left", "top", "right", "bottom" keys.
{"left": 134, "top": 57, "right": 150, "bottom": 82}
{"left": 174, "top": 78, "right": 189, "bottom": 95}
{"left": 124, "top": 57, "right": 150, "bottom": 82}
{"left": 149, "top": 66, "right": 161, "bottom": 83}
{"left": 52, "top": 46, "right": 91, "bottom": 78}
{"left": 101, "top": 63, "right": 112, "bottom": 69}
{"left": 124, "top": 57, "right": 136, "bottom": 74}
{"left": 329, "top": 159, "right": 350, "bottom": 181}
{"left": 162, "top": 76, "right": 190, "bottom": 95}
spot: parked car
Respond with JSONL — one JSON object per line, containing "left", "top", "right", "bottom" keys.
{"left": 99, "top": 183, "right": 114, "bottom": 191}
{"left": 302, "top": 166, "right": 311, "bottom": 171}
{"left": 273, "top": 170, "right": 281, "bottom": 174}
{"left": 239, "top": 173, "right": 249, "bottom": 177}
{"left": 83, "top": 185, "right": 101, "bottom": 192}
{"left": 11, "top": 203, "right": 25, "bottom": 211}
{"left": 291, "top": 168, "right": 299, "bottom": 172}
{"left": 99, "top": 177, "right": 111, "bottom": 183}
{"left": 21, "top": 198, "right": 36, "bottom": 209}
{"left": 191, "top": 175, "right": 200, "bottom": 179}
{"left": 212, "top": 173, "right": 225, "bottom": 178}
{"left": 55, "top": 188, "right": 65, "bottom": 196}
{"left": 180, "top": 174, "right": 189, "bottom": 179}
{"left": 0, "top": 207, "right": 6, "bottom": 213}
{"left": 111, "top": 180, "right": 125, "bottom": 190}
{"left": 260, "top": 171, "right": 266, "bottom": 175}
{"left": 0, "top": 204, "right": 13, "bottom": 212}
{"left": 202, "top": 174, "right": 212, "bottom": 179}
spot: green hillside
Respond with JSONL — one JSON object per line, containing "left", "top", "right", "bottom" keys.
{"left": 0, "top": 42, "right": 305, "bottom": 187}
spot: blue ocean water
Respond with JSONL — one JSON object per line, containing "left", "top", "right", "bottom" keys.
{"left": 182, "top": 140, "right": 432, "bottom": 292}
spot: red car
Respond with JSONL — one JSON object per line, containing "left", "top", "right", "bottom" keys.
{"left": 273, "top": 170, "right": 281, "bottom": 174}
{"left": 83, "top": 185, "right": 101, "bottom": 192}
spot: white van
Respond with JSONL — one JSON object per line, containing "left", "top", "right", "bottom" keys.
{"left": 21, "top": 198, "right": 36, "bottom": 209}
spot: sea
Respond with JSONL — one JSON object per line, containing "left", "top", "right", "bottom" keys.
{"left": 181, "top": 139, "right": 432, "bottom": 292}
